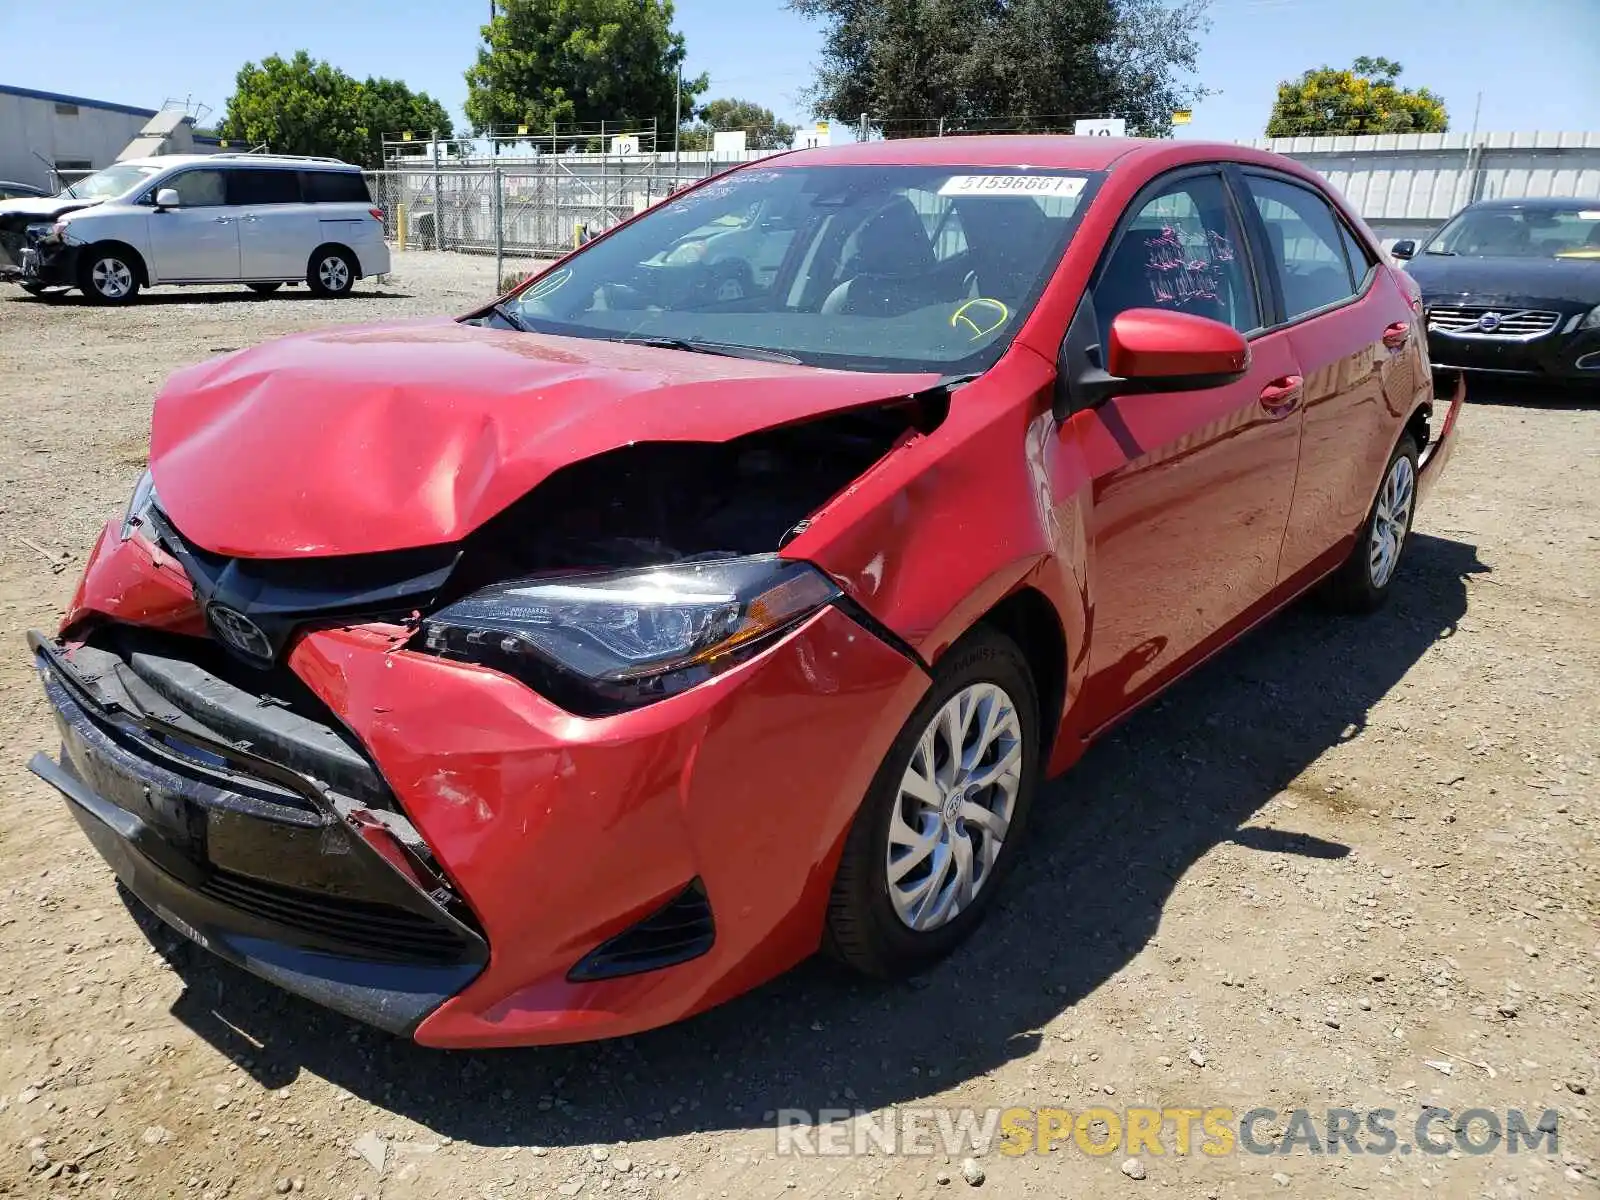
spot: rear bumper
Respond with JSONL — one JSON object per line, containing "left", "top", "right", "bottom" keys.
{"left": 26, "top": 632, "right": 487, "bottom": 1036}
{"left": 1417, "top": 371, "right": 1465, "bottom": 507}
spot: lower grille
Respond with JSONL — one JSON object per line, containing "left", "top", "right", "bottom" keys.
{"left": 197, "top": 869, "right": 473, "bottom": 965}
{"left": 568, "top": 880, "right": 715, "bottom": 982}
{"left": 1427, "top": 305, "right": 1560, "bottom": 338}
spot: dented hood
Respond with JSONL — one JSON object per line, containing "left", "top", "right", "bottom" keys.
{"left": 149, "top": 319, "right": 940, "bottom": 558}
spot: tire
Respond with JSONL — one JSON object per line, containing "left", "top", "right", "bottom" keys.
{"left": 247, "top": 281, "right": 283, "bottom": 296}
{"left": 825, "top": 626, "right": 1041, "bottom": 978}
{"left": 1323, "top": 435, "right": 1419, "bottom": 612}
{"left": 77, "top": 246, "right": 142, "bottom": 305}
{"left": 306, "top": 247, "right": 355, "bottom": 297}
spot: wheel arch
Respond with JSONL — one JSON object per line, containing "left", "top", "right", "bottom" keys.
{"left": 81, "top": 240, "right": 149, "bottom": 286}
{"left": 973, "top": 586, "right": 1068, "bottom": 767}
{"left": 309, "top": 241, "right": 361, "bottom": 278}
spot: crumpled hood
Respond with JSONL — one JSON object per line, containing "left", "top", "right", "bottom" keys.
{"left": 0, "top": 196, "right": 96, "bottom": 223}
{"left": 149, "top": 319, "right": 940, "bottom": 558}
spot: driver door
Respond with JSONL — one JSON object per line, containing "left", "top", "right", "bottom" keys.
{"left": 1072, "top": 168, "right": 1304, "bottom": 728}
{"left": 146, "top": 169, "right": 241, "bottom": 282}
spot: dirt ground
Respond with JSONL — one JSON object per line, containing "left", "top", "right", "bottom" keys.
{"left": 0, "top": 253, "right": 1595, "bottom": 1200}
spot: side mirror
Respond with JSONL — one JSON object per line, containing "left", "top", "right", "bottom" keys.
{"left": 1055, "top": 296, "right": 1251, "bottom": 420}
{"left": 1390, "top": 239, "right": 1416, "bottom": 261}
{"left": 154, "top": 188, "right": 181, "bottom": 210}
{"left": 1105, "top": 308, "right": 1250, "bottom": 388}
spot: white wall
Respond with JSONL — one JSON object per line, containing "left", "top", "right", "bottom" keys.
{"left": 0, "top": 89, "right": 156, "bottom": 190}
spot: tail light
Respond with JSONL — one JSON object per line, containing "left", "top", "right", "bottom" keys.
{"left": 368, "top": 207, "right": 385, "bottom": 221}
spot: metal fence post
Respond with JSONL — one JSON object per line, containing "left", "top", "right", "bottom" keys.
{"left": 431, "top": 129, "right": 444, "bottom": 250}
{"left": 493, "top": 164, "right": 504, "bottom": 288}
{"left": 600, "top": 119, "right": 608, "bottom": 235}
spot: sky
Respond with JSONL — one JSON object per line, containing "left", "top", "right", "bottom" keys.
{"left": 1, "top": 0, "right": 1597, "bottom": 143}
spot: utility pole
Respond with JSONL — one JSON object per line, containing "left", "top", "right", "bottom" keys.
{"left": 673, "top": 60, "right": 683, "bottom": 180}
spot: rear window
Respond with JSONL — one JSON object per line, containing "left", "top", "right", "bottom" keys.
{"left": 226, "top": 169, "right": 302, "bottom": 205}
{"left": 300, "top": 171, "right": 371, "bottom": 204}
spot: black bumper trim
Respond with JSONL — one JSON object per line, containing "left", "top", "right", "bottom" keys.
{"left": 27, "top": 634, "right": 488, "bottom": 1037}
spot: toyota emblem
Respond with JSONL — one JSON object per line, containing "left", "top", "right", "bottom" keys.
{"left": 208, "top": 604, "right": 273, "bottom": 661}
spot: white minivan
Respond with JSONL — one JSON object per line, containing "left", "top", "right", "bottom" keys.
{"left": 0, "top": 154, "right": 390, "bottom": 304}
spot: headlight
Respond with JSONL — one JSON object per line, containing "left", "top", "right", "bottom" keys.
{"left": 119, "top": 469, "right": 158, "bottom": 541}
{"left": 25, "top": 221, "right": 57, "bottom": 244}
{"left": 1579, "top": 304, "right": 1600, "bottom": 332}
{"left": 420, "top": 554, "right": 840, "bottom": 711}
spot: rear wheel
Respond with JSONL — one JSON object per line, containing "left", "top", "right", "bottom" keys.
{"left": 826, "top": 627, "right": 1040, "bottom": 978}
{"left": 306, "top": 247, "right": 355, "bottom": 297}
{"left": 78, "top": 247, "right": 141, "bottom": 305}
{"left": 247, "top": 281, "right": 283, "bottom": 296}
{"left": 1324, "top": 435, "right": 1419, "bottom": 612}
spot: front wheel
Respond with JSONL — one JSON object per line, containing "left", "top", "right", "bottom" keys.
{"left": 306, "top": 248, "right": 355, "bottom": 297}
{"left": 78, "top": 248, "right": 141, "bottom": 305}
{"left": 1324, "top": 435, "right": 1419, "bottom": 612}
{"left": 826, "top": 627, "right": 1040, "bottom": 978}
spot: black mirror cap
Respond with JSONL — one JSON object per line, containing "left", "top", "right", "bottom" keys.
{"left": 1391, "top": 239, "right": 1417, "bottom": 261}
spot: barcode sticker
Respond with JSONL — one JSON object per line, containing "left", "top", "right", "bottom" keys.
{"left": 938, "top": 175, "right": 1087, "bottom": 198}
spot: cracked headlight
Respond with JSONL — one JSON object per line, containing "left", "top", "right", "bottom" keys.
{"left": 420, "top": 554, "right": 840, "bottom": 711}
{"left": 119, "top": 469, "right": 158, "bottom": 542}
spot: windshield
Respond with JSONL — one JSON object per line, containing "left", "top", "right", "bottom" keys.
{"left": 62, "top": 164, "right": 161, "bottom": 201}
{"left": 1426, "top": 205, "right": 1600, "bottom": 259}
{"left": 505, "top": 164, "right": 1100, "bottom": 373}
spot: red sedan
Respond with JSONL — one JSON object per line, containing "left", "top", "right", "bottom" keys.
{"left": 27, "top": 136, "right": 1462, "bottom": 1047}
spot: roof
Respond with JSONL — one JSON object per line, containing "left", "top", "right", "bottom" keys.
{"left": 116, "top": 153, "right": 362, "bottom": 172}
{"left": 781, "top": 135, "right": 1147, "bottom": 171}
{"left": 0, "top": 83, "right": 157, "bottom": 119}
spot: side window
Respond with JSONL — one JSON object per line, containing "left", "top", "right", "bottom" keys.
{"left": 1093, "top": 172, "right": 1259, "bottom": 336}
{"left": 1340, "top": 221, "right": 1375, "bottom": 287}
{"left": 227, "top": 169, "right": 301, "bottom": 206}
{"left": 301, "top": 170, "right": 372, "bottom": 204}
{"left": 1245, "top": 175, "right": 1358, "bottom": 320}
{"left": 167, "top": 170, "right": 226, "bottom": 207}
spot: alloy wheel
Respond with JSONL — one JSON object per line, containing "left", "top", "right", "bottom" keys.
{"left": 1369, "top": 454, "right": 1415, "bottom": 589}
{"left": 886, "top": 681, "right": 1023, "bottom": 932}
{"left": 91, "top": 258, "right": 133, "bottom": 300}
{"left": 318, "top": 256, "right": 351, "bottom": 292}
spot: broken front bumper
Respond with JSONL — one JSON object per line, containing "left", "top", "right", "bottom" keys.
{"left": 31, "top": 522, "right": 930, "bottom": 1045}
{"left": 27, "top": 631, "right": 488, "bottom": 1036}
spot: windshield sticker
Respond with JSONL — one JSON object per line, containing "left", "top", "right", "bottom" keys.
{"left": 938, "top": 175, "right": 1086, "bottom": 198}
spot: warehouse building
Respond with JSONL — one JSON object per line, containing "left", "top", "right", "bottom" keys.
{"left": 0, "top": 84, "right": 221, "bottom": 193}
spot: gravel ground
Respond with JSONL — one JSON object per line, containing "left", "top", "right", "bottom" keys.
{"left": 0, "top": 252, "right": 1596, "bottom": 1200}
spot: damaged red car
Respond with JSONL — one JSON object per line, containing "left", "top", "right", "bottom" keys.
{"left": 27, "top": 137, "right": 1461, "bottom": 1047}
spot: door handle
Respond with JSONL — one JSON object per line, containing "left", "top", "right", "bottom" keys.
{"left": 1382, "top": 321, "right": 1410, "bottom": 349}
{"left": 212, "top": 216, "right": 232, "bottom": 224}
{"left": 1259, "top": 375, "right": 1303, "bottom": 415}
{"left": 241, "top": 215, "right": 259, "bottom": 222}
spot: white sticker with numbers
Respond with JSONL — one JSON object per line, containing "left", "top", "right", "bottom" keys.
{"left": 938, "top": 175, "right": 1087, "bottom": 198}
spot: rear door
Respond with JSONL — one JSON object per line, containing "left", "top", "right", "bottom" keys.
{"left": 230, "top": 168, "right": 315, "bottom": 280}
{"left": 1238, "top": 171, "right": 1412, "bottom": 582}
{"left": 145, "top": 168, "right": 240, "bottom": 282}
{"left": 1077, "top": 167, "right": 1305, "bottom": 726}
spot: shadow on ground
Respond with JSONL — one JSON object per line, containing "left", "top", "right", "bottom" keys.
{"left": 128, "top": 532, "right": 1487, "bottom": 1146}
{"left": 1463, "top": 376, "right": 1600, "bottom": 412}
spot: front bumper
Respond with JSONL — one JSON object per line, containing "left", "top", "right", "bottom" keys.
{"left": 28, "top": 632, "right": 489, "bottom": 1035}
{"left": 1425, "top": 325, "right": 1600, "bottom": 382}
{"left": 1, "top": 235, "right": 75, "bottom": 286}
{"left": 33, "top": 524, "right": 928, "bottom": 1046}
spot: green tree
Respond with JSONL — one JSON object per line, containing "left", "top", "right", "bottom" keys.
{"left": 465, "top": 0, "right": 707, "bottom": 138}
{"left": 688, "top": 98, "right": 797, "bottom": 150}
{"left": 218, "top": 51, "right": 453, "bottom": 166}
{"left": 788, "top": 0, "right": 1208, "bottom": 138}
{"left": 1266, "top": 56, "right": 1448, "bottom": 138}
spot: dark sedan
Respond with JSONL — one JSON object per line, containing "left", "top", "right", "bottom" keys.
{"left": 1395, "top": 197, "right": 1600, "bottom": 385}
{"left": 0, "top": 181, "right": 49, "bottom": 201}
